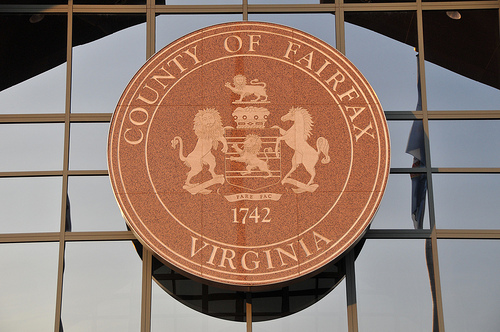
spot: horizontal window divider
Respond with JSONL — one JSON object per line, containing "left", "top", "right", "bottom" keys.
{"left": 73, "top": 5, "right": 147, "bottom": 13}
{"left": 0, "top": 5, "right": 68, "bottom": 13}
{"left": 427, "top": 110, "right": 500, "bottom": 119}
{"left": 431, "top": 167, "right": 500, "bottom": 173}
{"left": 436, "top": 229, "right": 500, "bottom": 239}
{"left": 385, "top": 111, "right": 423, "bottom": 120}
{"left": 0, "top": 171, "right": 63, "bottom": 178}
{"left": 420, "top": 1, "right": 500, "bottom": 10}
{"left": 0, "top": 232, "right": 60, "bottom": 243}
{"left": 248, "top": 4, "right": 335, "bottom": 13}
{"left": 64, "top": 230, "right": 136, "bottom": 241}
{"left": 68, "top": 170, "right": 109, "bottom": 176}
{"left": 391, "top": 167, "right": 425, "bottom": 173}
{"left": 154, "top": 5, "right": 243, "bottom": 14}
{"left": 70, "top": 113, "right": 112, "bottom": 122}
{"left": 343, "top": 3, "right": 417, "bottom": 11}
{"left": 364, "top": 229, "right": 432, "bottom": 238}
{"left": 0, "top": 114, "right": 66, "bottom": 124}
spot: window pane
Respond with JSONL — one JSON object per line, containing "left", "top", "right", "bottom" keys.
{"left": 0, "top": 177, "right": 62, "bottom": 233}
{"left": 356, "top": 240, "right": 434, "bottom": 331}
{"left": 0, "top": 124, "right": 64, "bottom": 172}
{"left": 67, "top": 176, "right": 127, "bottom": 232}
{"left": 371, "top": 174, "right": 428, "bottom": 229}
{"left": 254, "top": 280, "right": 347, "bottom": 331}
{"left": 156, "top": 14, "right": 242, "bottom": 51}
{"left": 249, "top": 0, "right": 320, "bottom": 5}
{"left": 388, "top": 120, "right": 423, "bottom": 168}
{"left": 151, "top": 281, "right": 242, "bottom": 331}
{"left": 0, "top": 14, "right": 67, "bottom": 109}
{"left": 423, "top": 10, "right": 500, "bottom": 110}
{"left": 69, "top": 123, "right": 109, "bottom": 170}
{"left": 249, "top": 13, "right": 335, "bottom": 47}
{"left": 429, "top": 120, "right": 500, "bottom": 168}
{"left": 438, "top": 240, "right": 500, "bottom": 331}
{"left": 345, "top": 12, "right": 419, "bottom": 111}
{"left": 433, "top": 174, "right": 500, "bottom": 229}
{"left": 0, "top": 243, "right": 59, "bottom": 331}
{"left": 71, "top": 15, "right": 146, "bottom": 114}
{"left": 62, "top": 241, "right": 142, "bottom": 331}
{"left": 161, "top": 0, "right": 240, "bottom": 4}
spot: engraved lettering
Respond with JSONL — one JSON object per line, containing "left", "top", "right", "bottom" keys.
{"left": 298, "top": 238, "right": 313, "bottom": 257}
{"left": 345, "top": 106, "right": 366, "bottom": 122}
{"left": 248, "top": 34, "right": 261, "bottom": 52}
{"left": 123, "top": 128, "right": 143, "bottom": 145}
{"left": 224, "top": 35, "right": 243, "bottom": 53}
{"left": 151, "top": 65, "right": 176, "bottom": 89}
{"left": 275, "top": 243, "right": 298, "bottom": 266}
{"left": 263, "top": 249, "right": 274, "bottom": 270}
{"left": 315, "top": 59, "right": 331, "bottom": 77}
{"left": 219, "top": 248, "right": 237, "bottom": 270}
{"left": 283, "top": 41, "right": 301, "bottom": 59}
{"left": 167, "top": 54, "right": 187, "bottom": 73}
{"left": 296, "top": 51, "right": 314, "bottom": 70}
{"left": 313, "top": 231, "right": 332, "bottom": 251}
{"left": 325, "top": 70, "right": 345, "bottom": 92}
{"left": 190, "top": 236, "right": 209, "bottom": 257}
{"left": 182, "top": 45, "right": 202, "bottom": 65}
{"left": 128, "top": 108, "right": 148, "bottom": 126}
{"left": 353, "top": 122, "right": 375, "bottom": 141}
{"left": 206, "top": 245, "right": 220, "bottom": 265}
{"left": 136, "top": 84, "right": 160, "bottom": 105}
{"left": 241, "top": 251, "right": 260, "bottom": 271}
{"left": 338, "top": 86, "right": 360, "bottom": 101}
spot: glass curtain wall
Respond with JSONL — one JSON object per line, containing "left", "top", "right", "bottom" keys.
{"left": 0, "top": 0, "right": 499, "bottom": 331}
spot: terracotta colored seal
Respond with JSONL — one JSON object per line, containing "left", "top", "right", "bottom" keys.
{"left": 108, "top": 22, "right": 390, "bottom": 289}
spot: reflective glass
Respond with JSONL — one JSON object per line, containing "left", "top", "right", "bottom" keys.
{"left": 0, "top": 14, "right": 67, "bottom": 106}
{"left": 249, "top": 0, "right": 319, "bottom": 3}
{"left": 62, "top": 241, "right": 142, "bottom": 331}
{"left": 0, "top": 243, "right": 59, "bottom": 331}
{"left": 388, "top": 120, "right": 423, "bottom": 168}
{"left": 433, "top": 174, "right": 500, "bottom": 229}
{"left": 71, "top": 15, "right": 146, "bottom": 114}
{"left": 0, "top": 177, "right": 62, "bottom": 233}
{"left": 438, "top": 240, "right": 500, "bottom": 331}
{"left": 371, "top": 174, "right": 428, "bottom": 229}
{"left": 67, "top": 176, "right": 127, "bottom": 232}
{"left": 428, "top": 120, "right": 500, "bottom": 168}
{"left": 160, "top": 0, "right": 240, "bottom": 4}
{"left": 345, "top": 12, "right": 419, "bottom": 111}
{"left": 156, "top": 14, "right": 242, "bottom": 51}
{"left": 74, "top": 0, "right": 145, "bottom": 3}
{"left": 356, "top": 240, "right": 434, "bottom": 331}
{"left": 254, "top": 280, "right": 347, "bottom": 331}
{"left": 151, "top": 281, "right": 242, "bottom": 331}
{"left": 69, "top": 123, "right": 109, "bottom": 170}
{"left": 248, "top": 13, "right": 335, "bottom": 47}
{"left": 0, "top": 123, "right": 64, "bottom": 172}
{"left": 423, "top": 10, "right": 500, "bottom": 110}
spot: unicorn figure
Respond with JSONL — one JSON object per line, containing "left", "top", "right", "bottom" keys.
{"left": 273, "top": 107, "right": 330, "bottom": 191}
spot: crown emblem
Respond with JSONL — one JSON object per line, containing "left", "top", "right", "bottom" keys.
{"left": 232, "top": 106, "right": 270, "bottom": 129}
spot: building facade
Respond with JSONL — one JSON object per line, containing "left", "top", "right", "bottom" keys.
{"left": 0, "top": 1, "right": 499, "bottom": 331}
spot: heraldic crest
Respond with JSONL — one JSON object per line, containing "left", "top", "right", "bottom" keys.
{"left": 171, "top": 75, "right": 331, "bottom": 200}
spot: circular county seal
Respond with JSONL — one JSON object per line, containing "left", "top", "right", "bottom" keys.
{"left": 108, "top": 22, "right": 390, "bottom": 289}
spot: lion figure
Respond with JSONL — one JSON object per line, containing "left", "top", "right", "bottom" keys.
{"left": 171, "top": 108, "right": 228, "bottom": 187}
{"left": 230, "top": 134, "right": 272, "bottom": 178}
{"left": 225, "top": 75, "right": 268, "bottom": 102}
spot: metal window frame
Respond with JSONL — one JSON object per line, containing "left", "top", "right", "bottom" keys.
{"left": 0, "top": 1, "right": 499, "bottom": 331}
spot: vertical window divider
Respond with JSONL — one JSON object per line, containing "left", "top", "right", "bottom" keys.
{"left": 54, "top": 2, "right": 74, "bottom": 331}
{"left": 416, "top": 3, "right": 446, "bottom": 331}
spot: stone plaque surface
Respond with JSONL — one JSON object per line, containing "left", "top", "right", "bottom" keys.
{"left": 108, "top": 22, "right": 390, "bottom": 289}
